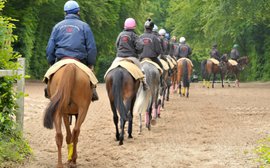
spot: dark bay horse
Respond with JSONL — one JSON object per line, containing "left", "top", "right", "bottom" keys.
{"left": 177, "top": 58, "right": 193, "bottom": 97}
{"left": 44, "top": 63, "right": 93, "bottom": 168}
{"left": 201, "top": 56, "right": 227, "bottom": 88}
{"left": 170, "top": 58, "right": 178, "bottom": 94}
{"left": 158, "top": 59, "right": 170, "bottom": 110}
{"left": 226, "top": 56, "right": 249, "bottom": 87}
{"left": 141, "top": 61, "right": 160, "bottom": 130}
{"left": 105, "top": 66, "right": 140, "bottom": 145}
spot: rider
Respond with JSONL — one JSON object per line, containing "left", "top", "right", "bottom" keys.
{"left": 113, "top": 18, "right": 148, "bottom": 90}
{"left": 139, "top": 19, "right": 164, "bottom": 85}
{"left": 230, "top": 44, "right": 240, "bottom": 61}
{"left": 169, "top": 36, "right": 178, "bottom": 57}
{"left": 210, "top": 43, "right": 220, "bottom": 61}
{"left": 46, "top": 0, "right": 98, "bottom": 101}
{"left": 177, "top": 37, "right": 192, "bottom": 59}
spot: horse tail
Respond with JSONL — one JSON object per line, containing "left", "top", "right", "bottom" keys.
{"left": 133, "top": 84, "right": 150, "bottom": 115}
{"left": 182, "top": 59, "right": 189, "bottom": 87}
{"left": 43, "top": 64, "right": 76, "bottom": 129}
{"left": 201, "top": 60, "right": 207, "bottom": 79}
{"left": 112, "top": 68, "right": 127, "bottom": 121}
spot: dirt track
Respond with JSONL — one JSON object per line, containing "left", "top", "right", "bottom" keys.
{"left": 21, "top": 82, "right": 270, "bottom": 168}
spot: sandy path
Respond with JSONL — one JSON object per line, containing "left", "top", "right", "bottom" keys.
{"left": 20, "top": 82, "right": 270, "bottom": 168}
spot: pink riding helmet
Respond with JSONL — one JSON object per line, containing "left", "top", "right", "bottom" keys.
{"left": 124, "top": 18, "right": 136, "bottom": 30}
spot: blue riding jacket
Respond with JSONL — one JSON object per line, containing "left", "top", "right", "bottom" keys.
{"left": 46, "top": 14, "right": 97, "bottom": 66}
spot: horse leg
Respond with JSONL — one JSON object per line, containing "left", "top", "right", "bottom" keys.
{"left": 119, "top": 118, "right": 126, "bottom": 145}
{"left": 139, "top": 113, "right": 142, "bottom": 134}
{"left": 128, "top": 99, "right": 135, "bottom": 139}
{"left": 166, "top": 84, "right": 170, "bottom": 101}
{"left": 110, "top": 102, "right": 120, "bottom": 141}
{"left": 69, "top": 108, "right": 88, "bottom": 166}
{"left": 212, "top": 73, "right": 216, "bottom": 88}
{"left": 178, "top": 82, "right": 182, "bottom": 96}
{"left": 146, "top": 103, "right": 152, "bottom": 130}
{"left": 221, "top": 73, "right": 224, "bottom": 88}
{"left": 63, "top": 114, "right": 72, "bottom": 162}
{"left": 187, "top": 87, "right": 190, "bottom": 98}
{"left": 54, "top": 112, "right": 64, "bottom": 168}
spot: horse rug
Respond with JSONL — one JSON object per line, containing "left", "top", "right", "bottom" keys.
{"left": 159, "top": 59, "right": 170, "bottom": 71}
{"left": 43, "top": 59, "right": 98, "bottom": 85}
{"left": 209, "top": 58, "right": 219, "bottom": 65}
{"left": 141, "top": 58, "right": 163, "bottom": 74}
{"left": 104, "top": 60, "right": 144, "bottom": 80}
{"left": 228, "top": 59, "right": 238, "bottom": 66}
{"left": 177, "top": 58, "right": 194, "bottom": 67}
{"left": 166, "top": 56, "right": 175, "bottom": 68}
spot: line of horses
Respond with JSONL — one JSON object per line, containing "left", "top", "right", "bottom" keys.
{"left": 42, "top": 54, "right": 248, "bottom": 167}
{"left": 201, "top": 54, "right": 249, "bottom": 88}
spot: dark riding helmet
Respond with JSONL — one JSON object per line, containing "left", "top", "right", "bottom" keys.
{"left": 213, "top": 43, "right": 217, "bottom": 48}
{"left": 144, "top": 18, "right": 154, "bottom": 30}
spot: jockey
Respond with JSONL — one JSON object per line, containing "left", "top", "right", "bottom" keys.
{"left": 45, "top": 0, "right": 98, "bottom": 101}
{"left": 112, "top": 18, "right": 148, "bottom": 90}
{"left": 230, "top": 44, "right": 240, "bottom": 61}
{"left": 210, "top": 43, "right": 220, "bottom": 61}
{"left": 177, "top": 37, "right": 192, "bottom": 60}
{"left": 169, "top": 36, "right": 178, "bottom": 57}
{"left": 139, "top": 19, "right": 164, "bottom": 86}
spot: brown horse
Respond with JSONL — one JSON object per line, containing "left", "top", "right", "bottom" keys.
{"left": 201, "top": 56, "right": 227, "bottom": 88}
{"left": 177, "top": 58, "right": 193, "bottom": 97}
{"left": 44, "top": 63, "right": 93, "bottom": 168}
{"left": 105, "top": 66, "right": 140, "bottom": 145}
{"left": 226, "top": 56, "right": 249, "bottom": 87}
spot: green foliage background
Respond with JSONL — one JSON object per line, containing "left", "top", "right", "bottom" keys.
{"left": 2, "top": 0, "right": 270, "bottom": 81}
{"left": 0, "top": 0, "right": 32, "bottom": 165}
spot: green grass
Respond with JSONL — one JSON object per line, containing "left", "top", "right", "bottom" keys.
{"left": 255, "top": 136, "right": 270, "bottom": 168}
{"left": 0, "top": 132, "right": 32, "bottom": 168}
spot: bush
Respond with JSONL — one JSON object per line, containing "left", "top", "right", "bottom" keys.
{"left": 0, "top": 1, "right": 32, "bottom": 166}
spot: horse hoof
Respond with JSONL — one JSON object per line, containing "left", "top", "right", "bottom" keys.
{"left": 128, "top": 135, "right": 133, "bottom": 139}
{"left": 119, "top": 141, "right": 123, "bottom": 145}
{"left": 151, "top": 119, "right": 157, "bottom": 125}
{"left": 68, "top": 162, "right": 77, "bottom": 168}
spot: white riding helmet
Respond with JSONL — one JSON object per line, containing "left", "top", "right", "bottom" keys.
{"left": 158, "top": 29, "right": 166, "bottom": 36}
{"left": 179, "top": 37, "right": 186, "bottom": 43}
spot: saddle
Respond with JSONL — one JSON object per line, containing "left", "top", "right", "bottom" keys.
{"left": 43, "top": 59, "right": 98, "bottom": 85}
{"left": 104, "top": 59, "right": 144, "bottom": 80}
{"left": 228, "top": 59, "right": 238, "bottom": 66}
{"left": 166, "top": 56, "right": 175, "bottom": 68}
{"left": 177, "top": 57, "right": 194, "bottom": 67}
{"left": 209, "top": 58, "right": 220, "bottom": 65}
{"left": 159, "top": 59, "right": 170, "bottom": 71}
{"left": 141, "top": 58, "right": 163, "bottom": 74}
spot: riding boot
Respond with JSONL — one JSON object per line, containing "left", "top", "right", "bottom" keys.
{"left": 91, "top": 86, "right": 99, "bottom": 102}
{"left": 44, "top": 86, "right": 49, "bottom": 99}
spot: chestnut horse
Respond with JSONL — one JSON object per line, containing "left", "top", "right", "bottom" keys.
{"left": 226, "top": 56, "right": 249, "bottom": 87}
{"left": 105, "top": 66, "right": 140, "bottom": 145}
{"left": 177, "top": 58, "right": 193, "bottom": 97}
{"left": 44, "top": 64, "right": 93, "bottom": 168}
{"left": 201, "top": 56, "right": 227, "bottom": 88}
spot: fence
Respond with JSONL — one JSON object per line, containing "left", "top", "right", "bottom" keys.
{"left": 0, "top": 58, "right": 25, "bottom": 130}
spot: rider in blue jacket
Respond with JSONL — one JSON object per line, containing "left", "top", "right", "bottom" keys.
{"left": 45, "top": 0, "right": 98, "bottom": 101}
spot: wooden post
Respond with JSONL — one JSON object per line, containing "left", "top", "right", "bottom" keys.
{"left": 16, "top": 58, "right": 25, "bottom": 130}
